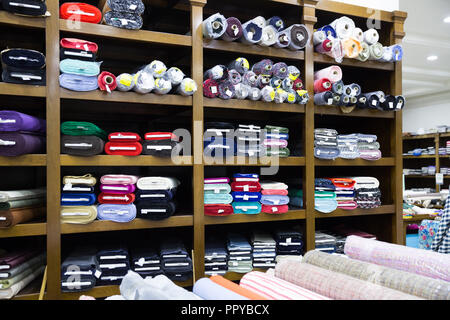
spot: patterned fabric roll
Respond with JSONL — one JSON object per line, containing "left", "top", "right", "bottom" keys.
{"left": 116, "top": 73, "right": 135, "bottom": 92}
{"left": 153, "top": 77, "right": 172, "bottom": 95}
{"left": 252, "top": 59, "right": 273, "bottom": 76}
{"left": 103, "top": 11, "right": 143, "bottom": 30}
{"left": 270, "top": 77, "right": 282, "bottom": 89}
{"left": 274, "top": 88, "right": 287, "bottom": 104}
{"left": 165, "top": 67, "right": 185, "bottom": 86}
{"left": 293, "top": 78, "right": 303, "bottom": 90}
{"left": 107, "top": 0, "right": 145, "bottom": 14}
{"left": 227, "top": 69, "right": 242, "bottom": 85}
{"left": 287, "top": 66, "right": 300, "bottom": 81}
{"left": 266, "top": 16, "right": 284, "bottom": 32}
{"left": 234, "top": 83, "right": 250, "bottom": 100}
{"left": 202, "top": 13, "right": 227, "bottom": 39}
{"left": 242, "top": 70, "right": 258, "bottom": 87}
{"left": 260, "top": 86, "right": 275, "bottom": 102}
{"left": 220, "top": 17, "right": 243, "bottom": 41}
{"left": 204, "top": 65, "right": 228, "bottom": 81}
{"left": 176, "top": 78, "right": 197, "bottom": 96}
{"left": 60, "top": 2, "right": 102, "bottom": 24}
{"left": 203, "top": 79, "right": 219, "bottom": 98}
{"left": 272, "top": 62, "right": 288, "bottom": 79}
{"left": 132, "top": 71, "right": 154, "bottom": 94}
{"left": 257, "top": 75, "right": 271, "bottom": 89}
{"left": 218, "top": 80, "right": 236, "bottom": 100}
{"left": 228, "top": 57, "right": 249, "bottom": 74}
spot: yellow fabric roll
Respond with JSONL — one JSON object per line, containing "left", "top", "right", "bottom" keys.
{"left": 60, "top": 205, "right": 97, "bottom": 224}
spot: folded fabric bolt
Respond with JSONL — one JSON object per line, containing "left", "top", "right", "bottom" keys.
{"left": 61, "top": 121, "right": 107, "bottom": 139}
{"left": 63, "top": 174, "right": 96, "bottom": 187}
{"left": 231, "top": 181, "right": 261, "bottom": 193}
{"left": 355, "top": 188, "right": 381, "bottom": 200}
{"left": 204, "top": 177, "right": 230, "bottom": 184}
{"left": 60, "top": 38, "right": 98, "bottom": 53}
{"left": 359, "top": 149, "right": 382, "bottom": 161}
{"left": 350, "top": 177, "right": 380, "bottom": 189}
{"left": 136, "top": 177, "right": 180, "bottom": 191}
{"left": 61, "top": 248, "right": 99, "bottom": 293}
{"left": 60, "top": 205, "right": 97, "bottom": 224}
{"left": 61, "top": 183, "right": 92, "bottom": 193}
{"left": 260, "top": 195, "right": 289, "bottom": 206}
{"left": 2, "top": 66, "right": 45, "bottom": 85}
{"left": 0, "top": 265, "right": 44, "bottom": 299}
{"left": 204, "top": 183, "right": 231, "bottom": 194}
{"left": 60, "top": 2, "right": 102, "bottom": 24}
{"left": 0, "top": 261, "right": 44, "bottom": 290}
{"left": 97, "top": 204, "right": 136, "bottom": 222}
{"left": 61, "top": 193, "right": 96, "bottom": 206}
{"left": 1, "top": 48, "right": 45, "bottom": 69}
{"left": 106, "top": 0, "right": 145, "bottom": 14}
{"left": 144, "top": 132, "right": 178, "bottom": 141}
{"left": 261, "top": 204, "right": 288, "bottom": 214}
{"left": 103, "top": 11, "right": 143, "bottom": 30}
{"left": 315, "top": 191, "right": 336, "bottom": 199}
{"left": 262, "top": 189, "right": 288, "bottom": 196}
{"left": 101, "top": 174, "right": 138, "bottom": 185}
{"left": 204, "top": 193, "right": 233, "bottom": 205}
{"left": 314, "top": 147, "right": 340, "bottom": 160}
{"left": 202, "top": 13, "right": 227, "bottom": 39}
{"left": 136, "top": 201, "right": 176, "bottom": 220}
{"left": 328, "top": 178, "right": 355, "bottom": 189}
{"left": 315, "top": 178, "right": 335, "bottom": 190}
{"left": 60, "top": 46, "right": 96, "bottom": 61}
{"left": 0, "top": 195, "right": 45, "bottom": 208}
{"left": 204, "top": 137, "right": 236, "bottom": 157}
{"left": 0, "top": 206, "right": 45, "bottom": 228}
{"left": 263, "top": 147, "right": 290, "bottom": 157}
{"left": 233, "top": 173, "right": 259, "bottom": 181}
{"left": 260, "top": 181, "right": 288, "bottom": 191}
{"left": 315, "top": 198, "right": 338, "bottom": 213}
{"left": 141, "top": 140, "right": 179, "bottom": 157}
{"left": 98, "top": 192, "right": 135, "bottom": 205}
{"left": 2, "top": 0, "right": 49, "bottom": 16}
{"left": 232, "top": 202, "right": 261, "bottom": 214}
{"left": 59, "top": 73, "right": 98, "bottom": 91}
{"left": 231, "top": 192, "right": 261, "bottom": 202}
{"left": 262, "top": 139, "right": 288, "bottom": 148}
{"left": 59, "top": 59, "right": 100, "bottom": 77}
{"left": 107, "top": 132, "right": 141, "bottom": 142}
{"left": 240, "top": 19, "right": 263, "bottom": 45}
{"left": 0, "top": 110, "right": 45, "bottom": 133}
{"left": 193, "top": 278, "right": 248, "bottom": 300}
{"left": 135, "top": 189, "right": 176, "bottom": 203}
{"left": 0, "top": 250, "right": 40, "bottom": 270}
{"left": 356, "top": 198, "right": 381, "bottom": 209}
{"left": 105, "top": 142, "right": 142, "bottom": 156}
{"left": 337, "top": 200, "right": 358, "bottom": 210}
{"left": 61, "top": 135, "right": 105, "bottom": 156}
{"left": 0, "top": 132, "right": 44, "bottom": 156}
{"left": 100, "top": 184, "right": 136, "bottom": 194}
{"left": 204, "top": 204, "right": 233, "bottom": 216}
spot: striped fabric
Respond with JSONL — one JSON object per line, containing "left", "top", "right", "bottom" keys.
{"left": 239, "top": 271, "right": 330, "bottom": 300}
{"left": 431, "top": 194, "right": 450, "bottom": 254}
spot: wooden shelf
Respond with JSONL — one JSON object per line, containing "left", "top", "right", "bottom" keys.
{"left": 59, "top": 20, "right": 192, "bottom": 47}
{"left": 60, "top": 155, "right": 193, "bottom": 166}
{"left": 61, "top": 216, "right": 194, "bottom": 234}
{"left": 403, "top": 134, "right": 437, "bottom": 140}
{"left": 0, "top": 155, "right": 46, "bottom": 166}
{"left": 403, "top": 155, "right": 436, "bottom": 159}
{"left": 0, "top": 82, "right": 46, "bottom": 97}
{"left": 203, "top": 156, "right": 305, "bottom": 166}
{"left": 315, "top": 205, "right": 395, "bottom": 218}
{"left": 314, "top": 105, "right": 395, "bottom": 118}
{"left": 204, "top": 97, "right": 305, "bottom": 113}
{"left": 204, "top": 210, "right": 305, "bottom": 225}
{"left": 315, "top": 158, "right": 395, "bottom": 166}
{"left": 404, "top": 175, "right": 450, "bottom": 179}
{"left": 439, "top": 132, "right": 450, "bottom": 138}
{"left": 0, "top": 11, "right": 46, "bottom": 29}
{"left": 314, "top": 53, "right": 394, "bottom": 71}
{"left": 0, "top": 222, "right": 46, "bottom": 238}
{"left": 203, "top": 39, "right": 305, "bottom": 61}
{"left": 403, "top": 214, "right": 436, "bottom": 223}
{"left": 315, "top": 0, "right": 396, "bottom": 23}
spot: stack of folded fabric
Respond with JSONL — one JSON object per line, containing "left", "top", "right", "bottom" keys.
{"left": 314, "top": 128, "right": 339, "bottom": 160}
{"left": 0, "top": 249, "right": 45, "bottom": 299}
{"left": 204, "top": 239, "right": 228, "bottom": 276}
{"left": 231, "top": 174, "right": 262, "bottom": 215}
{"left": 203, "top": 57, "right": 309, "bottom": 105}
{"left": 105, "top": 132, "right": 142, "bottom": 156}
{"left": 160, "top": 238, "right": 193, "bottom": 281}
{"left": 251, "top": 231, "right": 277, "bottom": 269}
{"left": 262, "top": 125, "right": 290, "bottom": 157}
{"left": 227, "top": 233, "right": 253, "bottom": 273}
{"left": 102, "top": 0, "right": 145, "bottom": 30}
{"left": 2, "top": 0, "right": 50, "bottom": 16}
{"left": 337, "top": 134, "right": 359, "bottom": 159}
{"left": 329, "top": 178, "right": 357, "bottom": 210}
{"left": 60, "top": 174, "right": 97, "bottom": 224}
{"left": 356, "top": 133, "right": 381, "bottom": 160}
{"left": 97, "top": 174, "right": 138, "bottom": 222}
{"left": 61, "top": 121, "right": 107, "bottom": 156}
{"left": 141, "top": 131, "right": 180, "bottom": 157}
{"left": 61, "top": 247, "right": 100, "bottom": 293}
{"left": 204, "top": 122, "right": 236, "bottom": 158}
{"left": 135, "top": 176, "right": 180, "bottom": 220}
{"left": 59, "top": 38, "right": 102, "bottom": 92}
{"left": 315, "top": 231, "right": 337, "bottom": 254}
{"left": 274, "top": 228, "right": 303, "bottom": 257}
{"left": 131, "top": 247, "right": 163, "bottom": 278}
{"left": 1, "top": 48, "right": 46, "bottom": 86}
{"left": 447, "top": 140, "right": 450, "bottom": 155}
{"left": 96, "top": 245, "right": 130, "bottom": 286}
{"left": 0, "top": 188, "right": 46, "bottom": 228}
{"left": 259, "top": 180, "right": 289, "bottom": 214}
{"left": 60, "top": 2, "right": 102, "bottom": 24}
{"left": 0, "top": 110, "right": 46, "bottom": 156}
{"left": 352, "top": 176, "right": 382, "bottom": 209}
{"left": 314, "top": 178, "right": 338, "bottom": 213}
{"left": 204, "top": 176, "right": 233, "bottom": 216}
{"left": 235, "top": 124, "right": 262, "bottom": 157}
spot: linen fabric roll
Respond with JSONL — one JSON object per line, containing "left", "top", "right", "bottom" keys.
{"left": 210, "top": 275, "right": 267, "bottom": 300}
{"left": 103, "top": 11, "right": 143, "bottom": 30}
{"left": 2, "top": 0, "right": 49, "bottom": 16}
{"left": 60, "top": 2, "right": 102, "bottom": 24}
{"left": 0, "top": 206, "right": 45, "bottom": 228}
{"left": 0, "top": 133, "right": 44, "bottom": 156}
{"left": 61, "top": 135, "right": 105, "bottom": 156}
{"left": 202, "top": 13, "right": 227, "bottom": 39}
{"left": 97, "top": 204, "right": 136, "bottom": 222}
{"left": 193, "top": 278, "right": 248, "bottom": 300}
{"left": 259, "top": 25, "right": 278, "bottom": 47}
{"left": 60, "top": 205, "right": 97, "bottom": 224}
{"left": 330, "top": 16, "right": 355, "bottom": 39}
{"left": 221, "top": 17, "right": 243, "bottom": 42}
{"left": 363, "top": 28, "right": 380, "bottom": 45}
{"left": 59, "top": 74, "right": 99, "bottom": 91}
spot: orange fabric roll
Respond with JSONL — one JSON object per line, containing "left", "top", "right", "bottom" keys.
{"left": 209, "top": 275, "right": 268, "bottom": 300}
{"left": 342, "top": 38, "right": 363, "bottom": 59}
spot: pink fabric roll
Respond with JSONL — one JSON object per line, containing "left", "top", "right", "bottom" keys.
{"left": 100, "top": 174, "right": 139, "bottom": 185}
{"left": 344, "top": 235, "right": 450, "bottom": 282}
{"left": 261, "top": 189, "right": 288, "bottom": 196}
{"left": 314, "top": 66, "right": 343, "bottom": 83}
{"left": 337, "top": 200, "right": 358, "bottom": 210}
{"left": 262, "top": 139, "right": 288, "bottom": 148}
{"left": 100, "top": 184, "right": 136, "bottom": 194}
{"left": 239, "top": 271, "right": 330, "bottom": 300}
{"left": 274, "top": 261, "right": 422, "bottom": 300}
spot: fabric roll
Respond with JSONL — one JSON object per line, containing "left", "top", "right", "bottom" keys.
{"left": 202, "top": 13, "right": 227, "bottom": 39}
{"left": 227, "top": 69, "right": 241, "bottom": 85}
{"left": 0, "top": 250, "right": 40, "bottom": 274}
{"left": 272, "top": 62, "right": 288, "bottom": 79}
{"left": 0, "top": 110, "right": 45, "bottom": 133}
{"left": 176, "top": 78, "right": 197, "bottom": 96}
{"left": 136, "top": 201, "right": 176, "bottom": 220}
{"left": 285, "top": 24, "right": 310, "bottom": 50}
{"left": 61, "top": 193, "right": 96, "bottom": 206}
{"left": 2, "top": 0, "right": 49, "bottom": 16}
{"left": 259, "top": 86, "right": 274, "bottom": 102}
{"left": 59, "top": 2, "right": 102, "bottom": 24}
{"left": 0, "top": 265, "right": 44, "bottom": 299}
{"left": 314, "top": 91, "right": 333, "bottom": 106}
{"left": 0, "top": 261, "right": 44, "bottom": 290}
{"left": 0, "top": 188, "right": 45, "bottom": 204}
{"left": 204, "top": 137, "right": 236, "bottom": 157}
{"left": 239, "top": 20, "right": 263, "bottom": 45}
{"left": 60, "top": 47, "right": 95, "bottom": 62}
{"left": 98, "top": 192, "right": 135, "bottom": 205}
{"left": 233, "top": 173, "right": 259, "bottom": 181}
{"left": 270, "top": 76, "right": 282, "bottom": 89}
{"left": 363, "top": 28, "right": 380, "bottom": 45}
{"left": 232, "top": 202, "right": 261, "bottom": 214}
{"left": 204, "top": 193, "right": 233, "bottom": 205}
{"left": 144, "top": 132, "right": 178, "bottom": 141}
{"left": 204, "top": 65, "right": 228, "bottom": 81}
{"left": 203, "top": 79, "right": 219, "bottom": 98}
{"left": 357, "top": 41, "right": 370, "bottom": 62}
{"left": 136, "top": 177, "right": 180, "bottom": 191}
{"left": 221, "top": 17, "right": 243, "bottom": 42}
{"left": 59, "top": 73, "right": 98, "bottom": 91}
{"left": 274, "top": 88, "right": 287, "bottom": 103}
{"left": 60, "top": 205, "right": 97, "bottom": 224}
{"left": 132, "top": 70, "right": 154, "bottom": 94}
{"left": 266, "top": 16, "right": 284, "bottom": 32}
{"left": 106, "top": 0, "right": 145, "bottom": 14}
{"left": 193, "top": 278, "right": 248, "bottom": 300}
{"left": 285, "top": 89, "right": 297, "bottom": 104}
{"left": 1, "top": 48, "right": 45, "bottom": 69}
{"left": 252, "top": 59, "right": 273, "bottom": 76}
{"left": 259, "top": 25, "right": 278, "bottom": 47}
{"left": 103, "top": 11, "right": 143, "bottom": 30}
{"left": 242, "top": 70, "right": 258, "bottom": 87}
{"left": 317, "top": 25, "right": 337, "bottom": 38}
{"left": 231, "top": 181, "right": 261, "bottom": 193}
{"left": 100, "top": 184, "right": 136, "bottom": 195}
{"left": 244, "top": 87, "right": 260, "bottom": 101}
{"left": 287, "top": 66, "right": 300, "bottom": 82}
{"left": 228, "top": 57, "right": 249, "bottom": 75}
{"left": 97, "top": 71, "right": 117, "bottom": 92}
{"left": 344, "top": 235, "right": 450, "bottom": 282}
{"left": 352, "top": 27, "right": 364, "bottom": 42}
{"left": 337, "top": 200, "right": 358, "bottom": 210}
{"left": 204, "top": 177, "right": 230, "bottom": 184}
{"left": 61, "top": 135, "right": 104, "bottom": 156}
{"left": 313, "top": 30, "right": 327, "bottom": 46}
{"left": 315, "top": 39, "right": 333, "bottom": 54}
{"left": 97, "top": 204, "right": 136, "bottom": 222}
{"left": 314, "top": 78, "right": 332, "bottom": 93}
{"left": 101, "top": 174, "right": 137, "bottom": 185}
{"left": 261, "top": 204, "right": 288, "bottom": 214}
{"left": 164, "top": 67, "right": 185, "bottom": 86}
{"left": 234, "top": 83, "right": 250, "bottom": 100}
{"left": 153, "top": 77, "right": 173, "bottom": 94}
{"left": 274, "top": 30, "right": 290, "bottom": 49}
{"left": 144, "top": 60, "right": 167, "bottom": 79}
{"left": 381, "top": 95, "right": 397, "bottom": 111}
{"left": 59, "top": 59, "right": 100, "bottom": 77}
{"left": 314, "top": 66, "right": 342, "bottom": 83}
{"left": 395, "top": 95, "right": 405, "bottom": 110}
{"left": 330, "top": 16, "right": 355, "bottom": 39}
{"left": 342, "top": 38, "right": 362, "bottom": 59}
{"left": 0, "top": 206, "right": 45, "bottom": 228}
{"left": 379, "top": 44, "right": 403, "bottom": 62}
{"left": 293, "top": 78, "right": 303, "bottom": 91}
{"left": 263, "top": 147, "right": 290, "bottom": 157}
{"left": 368, "top": 43, "right": 385, "bottom": 60}
{"left": 0, "top": 132, "right": 44, "bottom": 156}
{"left": 107, "top": 132, "right": 140, "bottom": 143}
{"left": 209, "top": 275, "right": 266, "bottom": 300}
{"left": 2, "top": 66, "right": 45, "bottom": 85}
{"left": 62, "top": 181, "right": 94, "bottom": 192}
{"left": 350, "top": 177, "right": 379, "bottom": 189}
{"left": 204, "top": 204, "right": 233, "bottom": 216}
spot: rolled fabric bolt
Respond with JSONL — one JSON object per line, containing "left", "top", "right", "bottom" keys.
{"left": 242, "top": 71, "right": 258, "bottom": 87}
{"left": 368, "top": 43, "right": 384, "bottom": 60}
{"left": 296, "top": 90, "right": 309, "bottom": 104}
{"left": 202, "top": 13, "right": 227, "bottom": 39}
{"left": 240, "top": 20, "right": 263, "bottom": 45}
{"left": 270, "top": 77, "right": 282, "bottom": 89}
{"left": 103, "top": 11, "right": 143, "bottom": 30}
{"left": 343, "top": 85, "right": 353, "bottom": 96}
{"left": 362, "top": 93, "right": 381, "bottom": 109}
{"left": 379, "top": 47, "right": 393, "bottom": 63}
{"left": 145, "top": 60, "right": 167, "bottom": 78}
{"left": 315, "top": 39, "right": 333, "bottom": 54}
{"left": 331, "top": 80, "right": 344, "bottom": 95}
{"left": 248, "top": 87, "right": 261, "bottom": 101}
{"left": 313, "top": 31, "right": 327, "bottom": 46}
{"left": 330, "top": 16, "right": 355, "bottom": 39}
{"left": 357, "top": 42, "right": 370, "bottom": 62}
{"left": 259, "top": 25, "right": 278, "bottom": 47}
{"left": 349, "top": 95, "right": 358, "bottom": 105}
{"left": 332, "top": 93, "right": 342, "bottom": 105}
{"left": 356, "top": 95, "right": 368, "bottom": 109}
{"left": 314, "top": 78, "right": 332, "bottom": 93}
{"left": 256, "top": 75, "right": 271, "bottom": 89}
{"left": 153, "top": 77, "right": 172, "bottom": 95}
{"left": 395, "top": 96, "right": 405, "bottom": 110}
{"left": 272, "top": 62, "right": 289, "bottom": 79}
{"left": 252, "top": 59, "right": 274, "bottom": 76}
{"left": 380, "top": 95, "right": 397, "bottom": 111}
{"left": 221, "top": 17, "right": 243, "bottom": 42}
{"left": 107, "top": 0, "right": 145, "bottom": 14}
{"left": 287, "top": 66, "right": 300, "bottom": 81}
{"left": 59, "top": 74, "right": 98, "bottom": 92}
{"left": 293, "top": 78, "right": 303, "bottom": 90}
{"left": 251, "top": 16, "right": 266, "bottom": 28}
{"left": 260, "top": 86, "right": 275, "bottom": 102}
{"left": 350, "top": 83, "right": 361, "bottom": 96}
{"left": 338, "top": 95, "right": 351, "bottom": 106}
{"left": 352, "top": 27, "right": 364, "bottom": 42}
{"left": 59, "top": 2, "right": 102, "bottom": 24}
{"left": 266, "top": 16, "right": 284, "bottom": 32}
{"left": 285, "top": 24, "right": 310, "bottom": 50}
{"left": 97, "top": 71, "right": 117, "bottom": 93}
{"left": 326, "top": 38, "right": 345, "bottom": 63}
{"left": 274, "top": 30, "right": 290, "bottom": 48}
{"left": 342, "top": 38, "right": 362, "bottom": 59}
{"left": 132, "top": 71, "right": 154, "bottom": 94}
{"left": 363, "top": 28, "right": 379, "bottom": 45}
{"left": 314, "top": 91, "right": 333, "bottom": 106}
{"left": 286, "top": 89, "right": 297, "bottom": 104}
{"left": 274, "top": 88, "right": 288, "bottom": 104}
{"left": 379, "top": 44, "right": 403, "bottom": 62}
{"left": 314, "top": 66, "right": 342, "bottom": 83}
{"left": 176, "top": 78, "right": 197, "bottom": 96}
{"left": 218, "top": 80, "right": 235, "bottom": 100}
{"left": 204, "top": 65, "right": 228, "bottom": 81}
{"left": 203, "top": 79, "right": 219, "bottom": 98}
{"left": 364, "top": 91, "right": 385, "bottom": 102}
{"left": 227, "top": 69, "right": 242, "bottom": 85}
{"left": 116, "top": 73, "right": 135, "bottom": 92}
{"left": 228, "top": 57, "right": 249, "bottom": 75}
{"left": 281, "top": 78, "right": 293, "bottom": 91}
{"left": 317, "top": 25, "right": 337, "bottom": 39}
{"left": 234, "top": 83, "right": 250, "bottom": 100}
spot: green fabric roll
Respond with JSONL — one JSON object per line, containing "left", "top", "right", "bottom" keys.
{"left": 315, "top": 191, "right": 336, "bottom": 199}
{"left": 60, "top": 121, "right": 107, "bottom": 140}
{"left": 0, "top": 198, "right": 45, "bottom": 210}
{"left": 288, "top": 189, "right": 303, "bottom": 197}
{"left": 264, "top": 147, "right": 290, "bottom": 157}
{"left": 264, "top": 125, "right": 289, "bottom": 133}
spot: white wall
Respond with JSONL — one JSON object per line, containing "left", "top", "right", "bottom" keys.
{"left": 330, "top": 0, "right": 399, "bottom": 11}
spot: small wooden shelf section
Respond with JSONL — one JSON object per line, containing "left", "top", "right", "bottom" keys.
{"left": 204, "top": 210, "right": 305, "bottom": 225}
{"left": 313, "top": 53, "right": 394, "bottom": 71}
{"left": 60, "top": 155, "right": 193, "bottom": 166}
{"left": 403, "top": 155, "right": 436, "bottom": 159}
{"left": 0, "top": 222, "right": 46, "bottom": 238}
{"left": 315, "top": 205, "right": 395, "bottom": 218}
{"left": 0, "top": 11, "right": 46, "bottom": 29}
{"left": 315, "top": 158, "right": 395, "bottom": 166}
{"left": 0, "top": 83, "right": 46, "bottom": 97}
{"left": 203, "top": 157, "right": 305, "bottom": 167}
{"left": 204, "top": 98, "right": 305, "bottom": 113}
{"left": 314, "top": 105, "right": 395, "bottom": 118}
{"left": 0, "top": 154, "right": 46, "bottom": 166}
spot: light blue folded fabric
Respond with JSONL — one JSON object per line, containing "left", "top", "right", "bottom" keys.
{"left": 314, "top": 147, "right": 340, "bottom": 160}
{"left": 193, "top": 278, "right": 248, "bottom": 300}
{"left": 60, "top": 59, "right": 101, "bottom": 77}
{"left": 59, "top": 73, "right": 99, "bottom": 91}
{"left": 315, "top": 198, "right": 338, "bottom": 213}
{"left": 232, "top": 202, "right": 261, "bottom": 214}
{"left": 97, "top": 204, "right": 137, "bottom": 222}
{"left": 260, "top": 195, "right": 290, "bottom": 205}
{"left": 204, "top": 193, "right": 233, "bottom": 204}
{"left": 204, "top": 183, "right": 231, "bottom": 194}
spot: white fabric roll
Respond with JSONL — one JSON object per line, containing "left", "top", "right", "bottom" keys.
{"left": 136, "top": 177, "right": 180, "bottom": 190}
{"left": 363, "top": 28, "right": 379, "bottom": 45}
{"left": 313, "top": 31, "right": 327, "bottom": 46}
{"left": 352, "top": 27, "right": 364, "bottom": 42}
{"left": 259, "top": 25, "right": 277, "bottom": 46}
{"left": 252, "top": 16, "right": 266, "bottom": 28}
{"left": 330, "top": 16, "right": 355, "bottom": 39}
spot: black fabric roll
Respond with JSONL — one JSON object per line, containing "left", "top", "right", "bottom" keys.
{"left": 2, "top": 66, "right": 46, "bottom": 85}
{"left": 2, "top": 0, "right": 48, "bottom": 16}
{"left": 103, "top": 11, "right": 143, "bottom": 30}
{"left": 61, "top": 135, "right": 105, "bottom": 156}
{"left": 221, "top": 17, "right": 243, "bottom": 41}
{"left": 141, "top": 140, "right": 180, "bottom": 157}
{"left": 136, "top": 200, "right": 177, "bottom": 220}
{"left": 1, "top": 49, "right": 45, "bottom": 69}
{"left": 380, "top": 95, "right": 397, "bottom": 111}
{"left": 60, "top": 48, "right": 96, "bottom": 62}
{"left": 395, "top": 95, "right": 405, "bottom": 110}
{"left": 314, "top": 91, "right": 333, "bottom": 105}
{"left": 362, "top": 94, "right": 380, "bottom": 110}
{"left": 356, "top": 95, "right": 368, "bottom": 109}
{"left": 338, "top": 95, "right": 351, "bottom": 106}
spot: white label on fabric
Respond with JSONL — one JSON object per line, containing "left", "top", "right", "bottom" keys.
{"left": 94, "top": 270, "right": 102, "bottom": 278}
{"left": 22, "top": 77, "right": 30, "bottom": 81}
{"left": 83, "top": 44, "right": 89, "bottom": 51}
{"left": 226, "top": 89, "right": 232, "bottom": 97}
{"left": 243, "top": 185, "right": 249, "bottom": 192}
{"left": 214, "top": 188, "right": 220, "bottom": 194}
{"left": 436, "top": 173, "right": 444, "bottom": 185}
{"left": 389, "top": 102, "right": 394, "bottom": 109}
{"left": 211, "top": 86, "right": 217, "bottom": 94}
{"left": 136, "top": 258, "right": 146, "bottom": 267}
{"left": 0, "top": 217, "right": 5, "bottom": 221}
{"left": 129, "top": 4, "right": 137, "bottom": 10}
{"left": 286, "top": 238, "right": 292, "bottom": 243}
{"left": 372, "top": 100, "right": 377, "bottom": 106}
{"left": 248, "top": 32, "right": 254, "bottom": 39}
{"left": 397, "top": 101, "right": 403, "bottom": 109}
{"left": 272, "top": 207, "right": 278, "bottom": 212}
{"left": 317, "top": 150, "right": 321, "bottom": 155}
{"left": 243, "top": 195, "right": 250, "bottom": 201}
{"left": 234, "top": 27, "right": 239, "bottom": 36}
{"left": 121, "top": 19, "right": 128, "bottom": 26}
{"left": 328, "top": 98, "right": 333, "bottom": 105}
{"left": 218, "top": 209, "right": 224, "bottom": 213}
{"left": 253, "top": 91, "right": 258, "bottom": 98}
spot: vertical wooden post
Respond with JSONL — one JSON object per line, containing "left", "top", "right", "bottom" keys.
{"left": 435, "top": 135, "right": 440, "bottom": 192}
{"left": 45, "top": 0, "right": 61, "bottom": 299}
{"left": 190, "top": 0, "right": 206, "bottom": 280}
{"left": 301, "top": 0, "right": 318, "bottom": 251}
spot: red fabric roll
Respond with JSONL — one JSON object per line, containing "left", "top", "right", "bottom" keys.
{"left": 261, "top": 189, "right": 288, "bottom": 196}
{"left": 60, "top": 3, "right": 102, "bottom": 24}
{"left": 203, "top": 79, "right": 220, "bottom": 98}
{"left": 328, "top": 178, "right": 355, "bottom": 189}
{"left": 315, "top": 39, "right": 333, "bottom": 54}
{"left": 60, "top": 38, "right": 98, "bottom": 53}
{"left": 293, "top": 78, "right": 303, "bottom": 90}
{"left": 98, "top": 192, "right": 135, "bottom": 204}
{"left": 314, "top": 78, "right": 332, "bottom": 93}
{"left": 261, "top": 204, "right": 289, "bottom": 214}
{"left": 145, "top": 132, "right": 178, "bottom": 141}
{"left": 98, "top": 71, "right": 117, "bottom": 93}
{"left": 204, "top": 204, "right": 234, "bottom": 216}
{"left": 231, "top": 181, "right": 261, "bottom": 193}
{"left": 108, "top": 132, "right": 142, "bottom": 142}
{"left": 105, "top": 142, "right": 142, "bottom": 156}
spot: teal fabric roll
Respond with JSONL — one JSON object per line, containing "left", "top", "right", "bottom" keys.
{"left": 232, "top": 202, "right": 261, "bottom": 214}
{"left": 59, "top": 59, "right": 101, "bottom": 77}
{"left": 204, "top": 193, "right": 233, "bottom": 204}
{"left": 204, "top": 183, "right": 231, "bottom": 195}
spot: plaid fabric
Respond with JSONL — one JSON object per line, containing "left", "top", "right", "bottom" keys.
{"left": 303, "top": 250, "right": 450, "bottom": 300}
{"left": 431, "top": 194, "right": 450, "bottom": 254}
{"left": 274, "top": 260, "right": 422, "bottom": 300}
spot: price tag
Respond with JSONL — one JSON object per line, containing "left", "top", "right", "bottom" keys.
{"left": 436, "top": 173, "right": 444, "bottom": 185}
{"left": 372, "top": 100, "right": 377, "bottom": 106}
{"left": 211, "top": 86, "right": 217, "bottom": 94}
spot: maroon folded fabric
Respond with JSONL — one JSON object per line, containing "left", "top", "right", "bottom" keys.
{"left": 0, "top": 249, "right": 40, "bottom": 269}
{"left": 230, "top": 181, "right": 261, "bottom": 193}
{"left": 98, "top": 192, "right": 135, "bottom": 204}
{"left": 204, "top": 204, "right": 233, "bottom": 216}
{"left": 261, "top": 204, "right": 289, "bottom": 214}
{"left": 0, "top": 132, "right": 44, "bottom": 156}
{"left": 100, "top": 184, "right": 136, "bottom": 194}
{"left": 105, "top": 142, "right": 142, "bottom": 156}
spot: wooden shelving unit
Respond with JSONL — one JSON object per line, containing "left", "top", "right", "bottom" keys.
{"left": 0, "top": 0, "right": 406, "bottom": 300}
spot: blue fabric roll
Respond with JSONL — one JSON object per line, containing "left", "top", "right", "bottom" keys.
{"left": 266, "top": 16, "right": 284, "bottom": 32}
{"left": 59, "top": 73, "right": 99, "bottom": 91}
{"left": 204, "top": 193, "right": 233, "bottom": 205}
{"left": 260, "top": 195, "right": 290, "bottom": 206}
{"left": 59, "top": 59, "right": 100, "bottom": 76}
{"left": 318, "top": 25, "right": 337, "bottom": 39}
{"left": 232, "top": 202, "right": 261, "bottom": 214}
{"left": 231, "top": 192, "right": 261, "bottom": 202}
{"left": 240, "top": 21, "right": 263, "bottom": 45}
{"left": 204, "top": 137, "right": 236, "bottom": 157}
{"left": 61, "top": 193, "right": 96, "bottom": 206}
{"left": 97, "top": 204, "right": 137, "bottom": 222}
{"left": 193, "top": 278, "right": 248, "bottom": 300}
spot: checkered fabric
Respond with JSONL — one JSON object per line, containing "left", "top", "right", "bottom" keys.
{"left": 431, "top": 194, "right": 450, "bottom": 254}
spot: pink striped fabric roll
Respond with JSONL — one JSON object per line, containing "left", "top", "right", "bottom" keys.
{"left": 275, "top": 261, "right": 422, "bottom": 300}
{"left": 314, "top": 66, "right": 343, "bottom": 83}
{"left": 100, "top": 174, "right": 139, "bottom": 185}
{"left": 262, "top": 139, "right": 288, "bottom": 148}
{"left": 239, "top": 271, "right": 330, "bottom": 300}
{"left": 261, "top": 189, "right": 288, "bottom": 196}
{"left": 344, "top": 235, "right": 450, "bottom": 282}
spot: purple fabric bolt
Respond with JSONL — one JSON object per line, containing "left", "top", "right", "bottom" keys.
{"left": 218, "top": 80, "right": 236, "bottom": 100}
{"left": 227, "top": 69, "right": 242, "bottom": 85}
{"left": 59, "top": 73, "right": 99, "bottom": 92}
{"left": 100, "top": 184, "right": 136, "bottom": 194}
{"left": 260, "top": 195, "right": 290, "bottom": 206}
{"left": 252, "top": 59, "right": 274, "bottom": 76}
{"left": 221, "top": 17, "right": 243, "bottom": 41}
{"left": 242, "top": 71, "right": 258, "bottom": 87}
{"left": 272, "top": 62, "right": 289, "bottom": 79}
{"left": 0, "top": 132, "right": 45, "bottom": 156}
{"left": 0, "top": 110, "right": 46, "bottom": 133}
{"left": 97, "top": 204, "right": 137, "bottom": 222}
{"left": 0, "top": 249, "right": 40, "bottom": 269}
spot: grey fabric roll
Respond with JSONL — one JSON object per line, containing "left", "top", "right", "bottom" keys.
{"left": 202, "top": 13, "right": 227, "bottom": 39}
{"left": 116, "top": 73, "right": 135, "bottom": 92}
{"left": 104, "top": 11, "right": 143, "bottom": 30}
{"left": 132, "top": 71, "right": 154, "bottom": 94}
{"left": 281, "top": 78, "right": 293, "bottom": 91}
{"left": 165, "top": 67, "right": 185, "bottom": 86}
{"left": 234, "top": 83, "right": 250, "bottom": 100}
{"left": 228, "top": 58, "right": 249, "bottom": 75}
{"left": 314, "top": 91, "right": 333, "bottom": 106}
{"left": 332, "top": 80, "right": 344, "bottom": 95}
{"left": 248, "top": 87, "right": 261, "bottom": 101}
{"left": 144, "top": 60, "right": 167, "bottom": 78}
{"left": 176, "top": 78, "right": 197, "bottom": 96}
{"left": 260, "top": 86, "right": 275, "bottom": 102}
{"left": 153, "top": 77, "right": 172, "bottom": 95}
